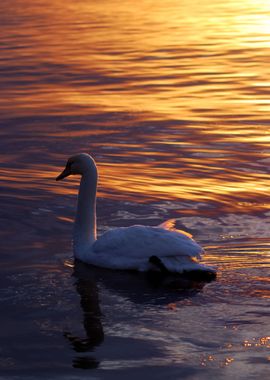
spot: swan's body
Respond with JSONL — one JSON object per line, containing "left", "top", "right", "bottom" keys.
{"left": 56, "top": 153, "right": 216, "bottom": 278}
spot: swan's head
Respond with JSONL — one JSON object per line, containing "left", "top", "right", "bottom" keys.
{"left": 56, "top": 153, "right": 97, "bottom": 181}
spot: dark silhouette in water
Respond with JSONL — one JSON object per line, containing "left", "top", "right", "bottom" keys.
{"left": 64, "top": 263, "right": 104, "bottom": 369}
{"left": 64, "top": 260, "right": 214, "bottom": 369}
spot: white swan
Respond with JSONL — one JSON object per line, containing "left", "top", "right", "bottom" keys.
{"left": 56, "top": 153, "right": 216, "bottom": 279}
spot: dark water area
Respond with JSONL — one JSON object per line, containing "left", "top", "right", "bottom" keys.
{"left": 1, "top": 0, "right": 270, "bottom": 379}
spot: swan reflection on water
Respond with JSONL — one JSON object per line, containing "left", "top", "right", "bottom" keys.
{"left": 64, "top": 262, "right": 103, "bottom": 369}
{"left": 65, "top": 260, "right": 211, "bottom": 369}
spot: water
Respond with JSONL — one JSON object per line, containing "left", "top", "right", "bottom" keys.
{"left": 1, "top": 0, "right": 270, "bottom": 378}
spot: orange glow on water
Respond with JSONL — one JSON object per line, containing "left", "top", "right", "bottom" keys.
{"left": 1, "top": 0, "right": 270, "bottom": 212}
{"left": 98, "top": 161, "right": 269, "bottom": 205}
{"left": 2, "top": 0, "right": 270, "bottom": 119}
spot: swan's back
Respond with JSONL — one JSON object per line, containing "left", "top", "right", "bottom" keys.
{"left": 90, "top": 225, "right": 212, "bottom": 273}
{"left": 93, "top": 225, "right": 203, "bottom": 259}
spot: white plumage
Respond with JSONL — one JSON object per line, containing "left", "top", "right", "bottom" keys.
{"left": 92, "top": 225, "right": 202, "bottom": 271}
{"left": 56, "top": 153, "right": 216, "bottom": 278}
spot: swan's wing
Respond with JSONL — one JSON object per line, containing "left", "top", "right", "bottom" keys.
{"left": 159, "top": 219, "right": 177, "bottom": 230}
{"left": 93, "top": 225, "right": 203, "bottom": 259}
{"left": 159, "top": 219, "right": 193, "bottom": 238}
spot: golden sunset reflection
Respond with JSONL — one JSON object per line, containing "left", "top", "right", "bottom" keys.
{"left": 1, "top": 0, "right": 270, "bottom": 119}
{"left": 1, "top": 0, "right": 270, "bottom": 209}
{"left": 98, "top": 161, "right": 268, "bottom": 203}
{"left": 3, "top": 148, "right": 270, "bottom": 212}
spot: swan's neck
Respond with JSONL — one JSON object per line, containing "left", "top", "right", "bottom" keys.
{"left": 73, "top": 170, "right": 97, "bottom": 259}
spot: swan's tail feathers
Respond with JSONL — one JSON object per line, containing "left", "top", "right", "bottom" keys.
{"left": 148, "top": 255, "right": 216, "bottom": 282}
{"left": 182, "top": 268, "right": 216, "bottom": 282}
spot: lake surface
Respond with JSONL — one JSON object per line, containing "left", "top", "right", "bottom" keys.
{"left": 1, "top": 0, "right": 270, "bottom": 379}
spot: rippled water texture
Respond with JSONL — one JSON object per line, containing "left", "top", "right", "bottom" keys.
{"left": 1, "top": 0, "right": 270, "bottom": 379}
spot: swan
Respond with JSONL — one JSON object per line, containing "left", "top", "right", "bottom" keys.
{"left": 56, "top": 153, "right": 216, "bottom": 280}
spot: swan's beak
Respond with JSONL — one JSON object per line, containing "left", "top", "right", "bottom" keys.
{"left": 56, "top": 167, "right": 71, "bottom": 181}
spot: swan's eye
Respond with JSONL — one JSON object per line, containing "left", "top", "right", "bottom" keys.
{"left": 66, "top": 161, "right": 73, "bottom": 172}
{"left": 66, "top": 161, "right": 74, "bottom": 170}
